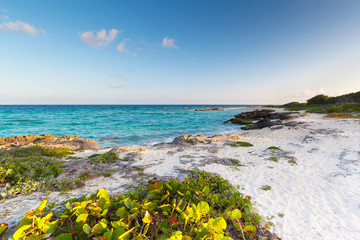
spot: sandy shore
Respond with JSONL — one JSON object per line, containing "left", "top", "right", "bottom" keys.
{"left": 1, "top": 111, "right": 360, "bottom": 239}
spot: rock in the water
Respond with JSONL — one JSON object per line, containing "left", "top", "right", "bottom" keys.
{"left": 0, "top": 133, "right": 100, "bottom": 150}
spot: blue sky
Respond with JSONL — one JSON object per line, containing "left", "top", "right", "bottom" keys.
{"left": 1, "top": 0, "right": 360, "bottom": 104}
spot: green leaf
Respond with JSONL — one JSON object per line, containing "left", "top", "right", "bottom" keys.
{"left": 76, "top": 213, "right": 88, "bottom": 224}
{"left": 116, "top": 207, "right": 126, "bottom": 218}
{"left": 118, "top": 227, "right": 135, "bottom": 240}
{"left": 197, "top": 201, "right": 210, "bottom": 215}
{"left": 54, "top": 233, "right": 73, "bottom": 240}
{"left": 13, "top": 224, "right": 31, "bottom": 240}
{"left": 96, "top": 188, "right": 110, "bottom": 201}
{"left": 124, "top": 200, "right": 131, "bottom": 209}
{"left": 202, "top": 186, "right": 210, "bottom": 196}
{"left": 83, "top": 223, "right": 91, "bottom": 234}
{"left": 0, "top": 223, "right": 8, "bottom": 236}
{"left": 142, "top": 211, "right": 151, "bottom": 224}
{"left": 38, "top": 200, "right": 48, "bottom": 212}
{"left": 212, "top": 217, "right": 227, "bottom": 233}
{"left": 230, "top": 209, "right": 242, "bottom": 220}
{"left": 244, "top": 225, "right": 256, "bottom": 233}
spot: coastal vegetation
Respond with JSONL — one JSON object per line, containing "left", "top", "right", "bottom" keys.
{"left": 0, "top": 146, "right": 94, "bottom": 200}
{"left": 266, "top": 91, "right": 360, "bottom": 115}
{"left": 230, "top": 141, "right": 254, "bottom": 148}
{"left": 0, "top": 146, "right": 74, "bottom": 200}
{"left": 0, "top": 171, "right": 277, "bottom": 240}
{"left": 90, "top": 152, "right": 119, "bottom": 164}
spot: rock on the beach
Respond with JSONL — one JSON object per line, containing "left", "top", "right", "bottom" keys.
{"left": 226, "top": 109, "right": 298, "bottom": 130}
{"left": 0, "top": 133, "right": 100, "bottom": 150}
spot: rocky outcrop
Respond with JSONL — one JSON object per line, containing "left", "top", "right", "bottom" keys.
{"left": 171, "top": 133, "right": 246, "bottom": 145}
{"left": 225, "top": 109, "right": 300, "bottom": 130}
{"left": 0, "top": 133, "right": 100, "bottom": 150}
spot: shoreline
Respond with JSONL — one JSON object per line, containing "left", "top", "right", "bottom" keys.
{"left": 1, "top": 109, "right": 360, "bottom": 239}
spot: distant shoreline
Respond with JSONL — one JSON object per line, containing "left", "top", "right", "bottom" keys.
{"left": 194, "top": 106, "right": 263, "bottom": 111}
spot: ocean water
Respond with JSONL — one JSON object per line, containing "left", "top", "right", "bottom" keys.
{"left": 0, "top": 105, "right": 252, "bottom": 147}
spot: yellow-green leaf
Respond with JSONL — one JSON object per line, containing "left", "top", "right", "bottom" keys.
{"left": 83, "top": 223, "right": 91, "bottom": 234}
{"left": 230, "top": 209, "right": 242, "bottom": 220}
{"left": 142, "top": 211, "right": 151, "bottom": 224}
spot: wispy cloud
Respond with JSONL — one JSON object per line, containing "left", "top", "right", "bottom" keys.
{"left": 111, "top": 83, "right": 127, "bottom": 88}
{"left": 116, "top": 38, "right": 130, "bottom": 53}
{"left": 80, "top": 29, "right": 121, "bottom": 48}
{"left": 0, "top": 15, "right": 9, "bottom": 20}
{"left": 162, "top": 37, "right": 179, "bottom": 49}
{"left": 0, "top": 20, "right": 46, "bottom": 35}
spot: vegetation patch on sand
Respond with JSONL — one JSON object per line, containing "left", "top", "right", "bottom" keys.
{"left": 0, "top": 171, "right": 279, "bottom": 240}
{"left": 0, "top": 146, "right": 74, "bottom": 200}
{"left": 90, "top": 152, "right": 119, "bottom": 164}
{"left": 0, "top": 146, "right": 109, "bottom": 199}
{"left": 230, "top": 141, "right": 254, "bottom": 147}
{"left": 266, "top": 91, "right": 360, "bottom": 115}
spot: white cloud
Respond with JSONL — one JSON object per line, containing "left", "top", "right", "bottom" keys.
{"left": 80, "top": 29, "right": 121, "bottom": 48}
{"left": 116, "top": 38, "right": 130, "bottom": 53}
{"left": 111, "top": 83, "right": 127, "bottom": 88}
{"left": 162, "top": 37, "right": 179, "bottom": 49}
{"left": 110, "top": 73, "right": 119, "bottom": 77}
{"left": 0, "top": 20, "right": 46, "bottom": 35}
{"left": 0, "top": 15, "right": 9, "bottom": 20}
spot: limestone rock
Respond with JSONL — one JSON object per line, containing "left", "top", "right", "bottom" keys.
{"left": 0, "top": 133, "right": 100, "bottom": 150}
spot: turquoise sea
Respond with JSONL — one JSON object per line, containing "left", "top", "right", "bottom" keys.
{"left": 0, "top": 105, "right": 252, "bottom": 147}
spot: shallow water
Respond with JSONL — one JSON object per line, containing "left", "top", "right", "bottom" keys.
{"left": 0, "top": 105, "right": 252, "bottom": 147}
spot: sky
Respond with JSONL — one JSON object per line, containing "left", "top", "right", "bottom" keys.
{"left": 1, "top": 0, "right": 360, "bottom": 104}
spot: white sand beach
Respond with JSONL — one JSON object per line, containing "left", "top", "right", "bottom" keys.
{"left": 1, "top": 112, "right": 360, "bottom": 239}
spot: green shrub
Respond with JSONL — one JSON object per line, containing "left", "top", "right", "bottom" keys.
{"left": 325, "top": 103, "right": 360, "bottom": 113}
{"left": 1, "top": 171, "right": 272, "bottom": 240}
{"left": 0, "top": 145, "right": 73, "bottom": 158}
{"left": 307, "top": 94, "right": 335, "bottom": 104}
{"left": 0, "top": 146, "right": 70, "bottom": 200}
{"left": 91, "top": 152, "right": 119, "bottom": 164}
{"left": 184, "top": 139, "right": 195, "bottom": 145}
{"left": 0, "top": 156, "right": 64, "bottom": 186}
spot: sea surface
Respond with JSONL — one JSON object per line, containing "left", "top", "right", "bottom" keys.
{"left": 0, "top": 105, "right": 253, "bottom": 147}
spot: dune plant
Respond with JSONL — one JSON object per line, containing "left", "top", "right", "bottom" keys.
{"left": 1, "top": 171, "right": 274, "bottom": 239}
{"left": 90, "top": 152, "right": 119, "bottom": 164}
{"left": 230, "top": 141, "right": 254, "bottom": 147}
{"left": 0, "top": 146, "right": 73, "bottom": 200}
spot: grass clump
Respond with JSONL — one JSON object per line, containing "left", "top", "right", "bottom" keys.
{"left": 90, "top": 152, "right": 119, "bottom": 164}
{"left": 267, "top": 156, "right": 278, "bottom": 162}
{"left": 77, "top": 171, "right": 92, "bottom": 181}
{"left": 1, "top": 171, "right": 275, "bottom": 240}
{"left": 261, "top": 185, "right": 272, "bottom": 191}
{"left": 184, "top": 139, "right": 195, "bottom": 145}
{"left": 227, "top": 158, "right": 245, "bottom": 167}
{"left": 230, "top": 141, "right": 254, "bottom": 147}
{"left": 288, "top": 157, "right": 297, "bottom": 165}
